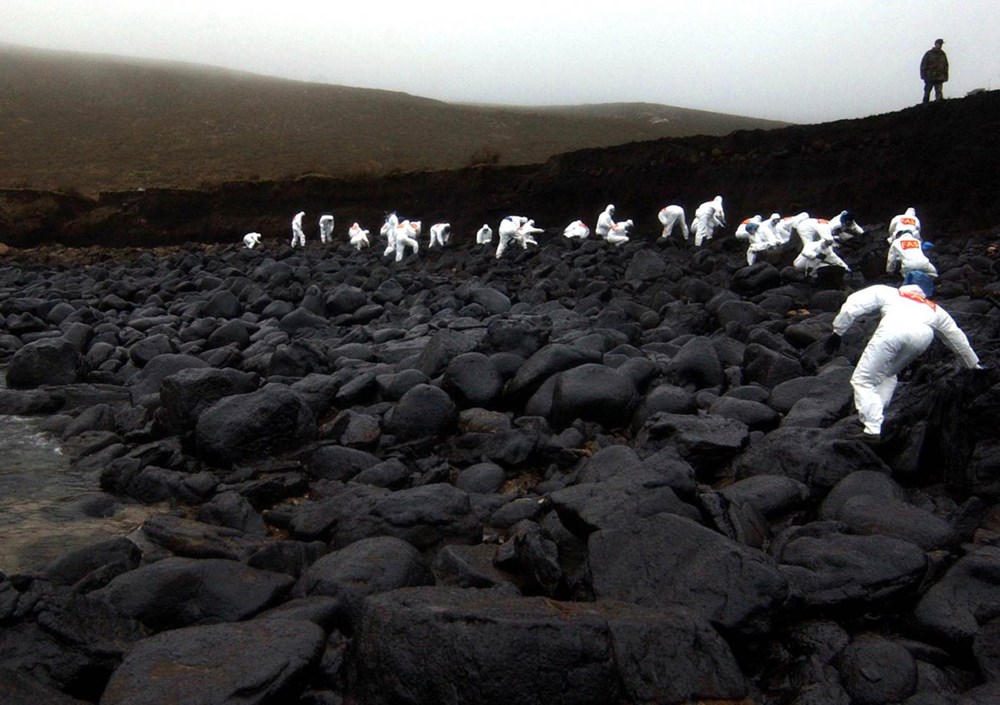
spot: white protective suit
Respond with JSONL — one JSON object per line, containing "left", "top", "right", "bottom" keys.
{"left": 595, "top": 205, "right": 616, "bottom": 239}
{"left": 476, "top": 224, "right": 493, "bottom": 244}
{"left": 886, "top": 230, "right": 937, "bottom": 277}
{"left": 243, "top": 232, "right": 262, "bottom": 249}
{"left": 319, "top": 214, "right": 335, "bottom": 244}
{"left": 794, "top": 237, "right": 849, "bottom": 275}
{"left": 830, "top": 211, "right": 864, "bottom": 242}
{"left": 774, "top": 212, "right": 809, "bottom": 244}
{"left": 735, "top": 215, "right": 763, "bottom": 241}
{"left": 606, "top": 219, "right": 633, "bottom": 246}
{"left": 496, "top": 216, "right": 542, "bottom": 259}
{"left": 797, "top": 211, "right": 862, "bottom": 245}
{"left": 381, "top": 213, "right": 397, "bottom": 253}
{"left": 832, "top": 281, "right": 979, "bottom": 435}
{"left": 391, "top": 220, "right": 421, "bottom": 262}
{"left": 745, "top": 214, "right": 784, "bottom": 265}
{"left": 348, "top": 223, "right": 370, "bottom": 251}
{"left": 657, "top": 205, "right": 689, "bottom": 240}
{"left": 563, "top": 220, "right": 590, "bottom": 239}
{"left": 429, "top": 223, "right": 451, "bottom": 248}
{"left": 888, "top": 207, "right": 921, "bottom": 243}
{"left": 691, "top": 196, "right": 725, "bottom": 246}
{"left": 291, "top": 211, "right": 306, "bottom": 247}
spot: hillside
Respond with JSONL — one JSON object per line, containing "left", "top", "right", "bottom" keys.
{"left": 0, "top": 43, "right": 786, "bottom": 194}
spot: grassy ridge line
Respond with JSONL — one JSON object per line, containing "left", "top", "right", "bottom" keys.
{"left": 0, "top": 43, "right": 787, "bottom": 194}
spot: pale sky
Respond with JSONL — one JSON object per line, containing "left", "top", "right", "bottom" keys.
{"left": 3, "top": 0, "right": 998, "bottom": 124}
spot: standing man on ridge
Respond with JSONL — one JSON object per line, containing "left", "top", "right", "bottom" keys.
{"left": 920, "top": 38, "right": 948, "bottom": 103}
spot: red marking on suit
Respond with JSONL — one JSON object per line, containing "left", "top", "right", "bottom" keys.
{"left": 901, "top": 239, "right": 920, "bottom": 250}
{"left": 899, "top": 290, "right": 937, "bottom": 310}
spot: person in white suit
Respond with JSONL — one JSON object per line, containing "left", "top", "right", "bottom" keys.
{"left": 243, "top": 232, "right": 262, "bottom": 249}
{"left": 563, "top": 220, "right": 590, "bottom": 239}
{"left": 691, "top": 196, "right": 725, "bottom": 246}
{"left": 657, "top": 204, "right": 689, "bottom": 240}
{"left": 318, "top": 214, "right": 335, "bottom": 244}
{"left": 290, "top": 211, "right": 306, "bottom": 247}
{"left": 429, "top": 223, "right": 451, "bottom": 248}
{"left": 348, "top": 223, "right": 370, "bottom": 251}
{"left": 886, "top": 229, "right": 937, "bottom": 278}
{"left": 827, "top": 272, "right": 980, "bottom": 439}
{"left": 476, "top": 224, "right": 493, "bottom": 244}
{"left": 887, "top": 207, "right": 921, "bottom": 243}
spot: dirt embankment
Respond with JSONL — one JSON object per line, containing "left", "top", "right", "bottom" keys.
{"left": 2, "top": 91, "right": 999, "bottom": 251}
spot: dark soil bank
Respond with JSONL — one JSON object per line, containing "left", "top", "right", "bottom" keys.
{"left": 2, "top": 93, "right": 1000, "bottom": 704}
{"left": 2, "top": 90, "right": 1000, "bottom": 251}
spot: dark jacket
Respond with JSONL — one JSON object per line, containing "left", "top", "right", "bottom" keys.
{"left": 920, "top": 47, "right": 949, "bottom": 82}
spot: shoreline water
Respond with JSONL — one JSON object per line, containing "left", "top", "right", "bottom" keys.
{"left": 0, "top": 374, "right": 153, "bottom": 575}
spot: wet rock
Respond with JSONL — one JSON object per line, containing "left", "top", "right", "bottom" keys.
{"left": 101, "top": 619, "right": 325, "bottom": 705}
{"left": 384, "top": 383, "right": 457, "bottom": 443}
{"left": 915, "top": 546, "right": 1000, "bottom": 645}
{"left": 734, "top": 427, "right": 891, "bottom": 492}
{"left": 549, "top": 363, "right": 637, "bottom": 429}
{"left": 442, "top": 352, "right": 504, "bottom": 408}
{"left": 294, "top": 536, "right": 432, "bottom": 627}
{"left": 158, "top": 366, "right": 258, "bottom": 434}
{"left": 92, "top": 556, "right": 293, "bottom": 631}
{"left": 589, "top": 513, "right": 788, "bottom": 634}
{"left": 835, "top": 634, "right": 918, "bottom": 705}
{"left": 774, "top": 522, "right": 927, "bottom": 612}
{"left": 354, "top": 586, "right": 746, "bottom": 705}
{"left": 195, "top": 384, "right": 318, "bottom": 466}
{"left": 6, "top": 337, "right": 82, "bottom": 388}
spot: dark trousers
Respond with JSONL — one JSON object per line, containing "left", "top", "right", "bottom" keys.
{"left": 923, "top": 81, "right": 944, "bottom": 102}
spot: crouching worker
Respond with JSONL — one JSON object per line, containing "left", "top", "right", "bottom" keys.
{"left": 826, "top": 271, "right": 980, "bottom": 441}
{"left": 348, "top": 223, "right": 370, "bottom": 251}
{"left": 243, "top": 232, "right": 262, "bottom": 249}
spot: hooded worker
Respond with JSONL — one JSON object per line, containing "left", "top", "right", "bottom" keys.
{"left": 735, "top": 215, "right": 763, "bottom": 241}
{"left": 829, "top": 210, "right": 864, "bottom": 241}
{"left": 888, "top": 207, "right": 921, "bottom": 243}
{"left": 886, "top": 229, "right": 938, "bottom": 278}
{"left": 563, "top": 220, "right": 590, "bottom": 239}
{"left": 691, "top": 196, "right": 725, "bottom": 246}
{"left": 595, "top": 205, "right": 616, "bottom": 239}
{"left": 745, "top": 214, "right": 784, "bottom": 265}
{"left": 605, "top": 219, "right": 633, "bottom": 246}
{"left": 392, "top": 219, "right": 421, "bottom": 262}
{"left": 290, "top": 211, "right": 306, "bottom": 247}
{"left": 496, "top": 215, "right": 541, "bottom": 258}
{"left": 774, "top": 212, "right": 809, "bottom": 245}
{"left": 429, "top": 223, "right": 451, "bottom": 248}
{"left": 657, "top": 204, "right": 689, "bottom": 240}
{"left": 348, "top": 223, "right": 370, "bottom": 251}
{"left": 319, "top": 214, "right": 335, "bottom": 244}
{"left": 827, "top": 271, "right": 980, "bottom": 440}
{"left": 793, "top": 236, "right": 850, "bottom": 276}
{"left": 795, "top": 210, "right": 857, "bottom": 245}
{"left": 476, "top": 224, "right": 493, "bottom": 244}
{"left": 243, "top": 232, "right": 262, "bottom": 249}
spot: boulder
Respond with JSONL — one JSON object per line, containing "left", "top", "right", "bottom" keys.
{"left": 588, "top": 513, "right": 788, "bottom": 634}
{"left": 354, "top": 586, "right": 746, "bottom": 705}
{"left": 6, "top": 337, "right": 82, "bottom": 388}
{"left": 195, "top": 384, "right": 318, "bottom": 466}
{"left": 101, "top": 620, "right": 324, "bottom": 705}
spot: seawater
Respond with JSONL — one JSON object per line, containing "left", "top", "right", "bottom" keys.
{"left": 0, "top": 383, "right": 155, "bottom": 575}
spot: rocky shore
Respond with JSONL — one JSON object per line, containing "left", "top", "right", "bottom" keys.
{"left": 1, "top": 226, "right": 999, "bottom": 704}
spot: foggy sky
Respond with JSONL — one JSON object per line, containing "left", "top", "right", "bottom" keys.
{"left": 3, "top": 0, "right": 998, "bottom": 124}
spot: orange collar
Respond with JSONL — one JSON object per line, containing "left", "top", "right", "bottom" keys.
{"left": 899, "top": 289, "right": 937, "bottom": 310}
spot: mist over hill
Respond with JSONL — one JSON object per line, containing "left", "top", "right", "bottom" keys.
{"left": 0, "top": 43, "right": 786, "bottom": 194}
